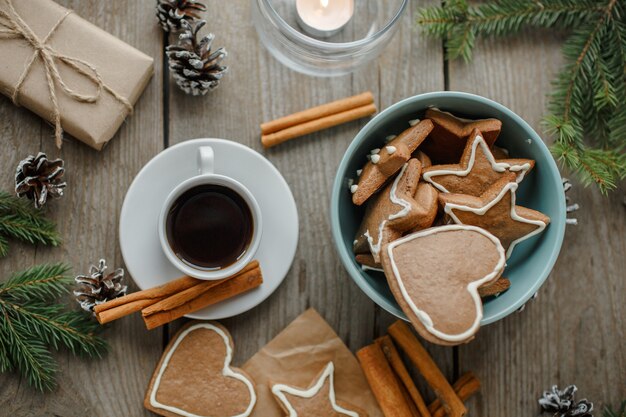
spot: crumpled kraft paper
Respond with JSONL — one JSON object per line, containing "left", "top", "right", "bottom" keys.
{"left": 243, "top": 308, "right": 383, "bottom": 417}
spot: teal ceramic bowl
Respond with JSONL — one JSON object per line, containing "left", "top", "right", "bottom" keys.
{"left": 330, "top": 92, "right": 566, "bottom": 324}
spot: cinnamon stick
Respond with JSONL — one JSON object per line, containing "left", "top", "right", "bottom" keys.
{"left": 389, "top": 320, "right": 467, "bottom": 417}
{"left": 376, "top": 336, "right": 432, "bottom": 417}
{"left": 142, "top": 266, "right": 263, "bottom": 330}
{"left": 261, "top": 91, "right": 374, "bottom": 135}
{"left": 428, "top": 372, "right": 480, "bottom": 417}
{"left": 261, "top": 103, "right": 377, "bottom": 148}
{"left": 94, "top": 260, "right": 259, "bottom": 325}
{"left": 141, "top": 260, "right": 259, "bottom": 316}
{"left": 94, "top": 276, "right": 200, "bottom": 324}
{"left": 356, "top": 343, "right": 415, "bottom": 417}
{"left": 478, "top": 277, "right": 510, "bottom": 298}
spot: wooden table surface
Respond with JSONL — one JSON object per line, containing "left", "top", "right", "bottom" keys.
{"left": 0, "top": 1, "right": 624, "bottom": 416}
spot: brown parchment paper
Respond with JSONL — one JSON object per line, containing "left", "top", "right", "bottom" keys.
{"left": 0, "top": 0, "right": 154, "bottom": 150}
{"left": 242, "top": 309, "right": 383, "bottom": 417}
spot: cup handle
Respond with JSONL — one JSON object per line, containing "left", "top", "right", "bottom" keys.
{"left": 198, "top": 146, "right": 214, "bottom": 175}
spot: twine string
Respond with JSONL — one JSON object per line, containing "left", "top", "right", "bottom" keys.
{"left": 0, "top": 0, "right": 133, "bottom": 148}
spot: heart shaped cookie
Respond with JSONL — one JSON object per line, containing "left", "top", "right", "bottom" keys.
{"left": 380, "top": 225, "right": 506, "bottom": 346}
{"left": 145, "top": 322, "right": 256, "bottom": 417}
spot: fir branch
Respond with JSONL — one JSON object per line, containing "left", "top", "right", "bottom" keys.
{"left": 417, "top": 0, "right": 626, "bottom": 193}
{"left": 0, "top": 263, "right": 108, "bottom": 391}
{"left": 418, "top": 0, "right": 604, "bottom": 61}
{"left": 0, "top": 191, "right": 61, "bottom": 255}
{"left": 0, "top": 310, "right": 57, "bottom": 391}
{"left": 0, "top": 263, "right": 69, "bottom": 302}
{"left": 604, "top": 401, "right": 626, "bottom": 417}
{"left": 0, "top": 234, "right": 7, "bottom": 258}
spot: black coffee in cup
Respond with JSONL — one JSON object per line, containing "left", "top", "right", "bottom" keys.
{"left": 165, "top": 184, "right": 253, "bottom": 270}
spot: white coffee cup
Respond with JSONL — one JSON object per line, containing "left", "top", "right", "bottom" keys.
{"left": 158, "top": 146, "right": 262, "bottom": 280}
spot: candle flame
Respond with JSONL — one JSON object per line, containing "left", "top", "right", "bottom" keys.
{"left": 320, "top": 0, "right": 329, "bottom": 8}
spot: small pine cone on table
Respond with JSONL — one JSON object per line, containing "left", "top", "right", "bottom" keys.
{"left": 74, "top": 259, "right": 127, "bottom": 313}
{"left": 166, "top": 19, "right": 228, "bottom": 96}
{"left": 15, "top": 152, "right": 66, "bottom": 209}
{"left": 156, "top": 0, "right": 206, "bottom": 32}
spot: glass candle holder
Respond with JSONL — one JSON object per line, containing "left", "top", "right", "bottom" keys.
{"left": 252, "top": 0, "right": 408, "bottom": 77}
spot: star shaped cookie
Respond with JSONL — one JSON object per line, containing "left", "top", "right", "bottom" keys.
{"left": 420, "top": 108, "right": 502, "bottom": 164}
{"left": 439, "top": 176, "right": 550, "bottom": 258}
{"left": 351, "top": 119, "right": 433, "bottom": 205}
{"left": 422, "top": 129, "right": 534, "bottom": 196}
{"left": 271, "top": 362, "right": 366, "bottom": 417}
{"left": 353, "top": 159, "right": 438, "bottom": 262}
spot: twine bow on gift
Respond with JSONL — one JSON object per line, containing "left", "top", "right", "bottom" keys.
{"left": 0, "top": 0, "right": 133, "bottom": 148}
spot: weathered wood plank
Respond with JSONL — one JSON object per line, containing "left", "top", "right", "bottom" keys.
{"left": 0, "top": 1, "right": 164, "bottom": 415}
{"left": 449, "top": 32, "right": 626, "bottom": 415}
{"left": 166, "top": 2, "right": 452, "bottom": 400}
{"left": 372, "top": 0, "right": 453, "bottom": 404}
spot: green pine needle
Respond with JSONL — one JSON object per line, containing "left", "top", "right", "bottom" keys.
{"left": 0, "top": 191, "right": 61, "bottom": 255}
{"left": 0, "top": 263, "right": 108, "bottom": 392}
{"left": 417, "top": 0, "right": 626, "bottom": 194}
{"left": 604, "top": 401, "right": 626, "bottom": 417}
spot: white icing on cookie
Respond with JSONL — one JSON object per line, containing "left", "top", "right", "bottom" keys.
{"left": 371, "top": 154, "right": 381, "bottom": 164}
{"left": 272, "top": 362, "right": 359, "bottom": 417}
{"left": 150, "top": 323, "right": 256, "bottom": 417}
{"left": 386, "top": 225, "right": 506, "bottom": 342}
{"left": 385, "top": 146, "right": 396, "bottom": 154}
{"left": 428, "top": 107, "right": 476, "bottom": 123}
{"left": 384, "top": 135, "right": 396, "bottom": 142}
{"left": 347, "top": 178, "right": 354, "bottom": 187}
{"left": 442, "top": 181, "right": 547, "bottom": 259}
{"left": 361, "top": 264, "right": 384, "bottom": 273}
{"left": 371, "top": 148, "right": 380, "bottom": 154}
{"left": 350, "top": 184, "right": 358, "bottom": 193}
{"left": 356, "top": 169, "right": 362, "bottom": 176}
{"left": 364, "top": 163, "right": 412, "bottom": 257}
{"left": 408, "top": 118, "right": 420, "bottom": 126}
{"left": 422, "top": 134, "right": 531, "bottom": 193}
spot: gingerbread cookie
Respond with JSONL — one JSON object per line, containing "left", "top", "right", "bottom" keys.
{"left": 271, "top": 362, "right": 367, "bottom": 417}
{"left": 422, "top": 129, "right": 534, "bottom": 196}
{"left": 380, "top": 225, "right": 506, "bottom": 345}
{"left": 439, "top": 176, "right": 550, "bottom": 259}
{"left": 420, "top": 108, "right": 502, "bottom": 164}
{"left": 145, "top": 322, "right": 256, "bottom": 417}
{"left": 355, "top": 253, "right": 383, "bottom": 273}
{"left": 478, "top": 277, "right": 511, "bottom": 298}
{"left": 413, "top": 150, "right": 432, "bottom": 168}
{"left": 492, "top": 146, "right": 510, "bottom": 159}
{"left": 351, "top": 119, "right": 433, "bottom": 205}
{"left": 353, "top": 159, "right": 438, "bottom": 262}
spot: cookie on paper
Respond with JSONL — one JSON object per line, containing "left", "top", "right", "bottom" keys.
{"left": 271, "top": 362, "right": 367, "bottom": 417}
{"left": 144, "top": 322, "right": 256, "bottom": 417}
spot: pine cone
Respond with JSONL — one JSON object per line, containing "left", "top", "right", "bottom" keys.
{"left": 15, "top": 152, "right": 66, "bottom": 209}
{"left": 539, "top": 385, "right": 594, "bottom": 417}
{"left": 166, "top": 19, "right": 228, "bottom": 96}
{"left": 74, "top": 259, "right": 127, "bottom": 313}
{"left": 156, "top": 0, "right": 206, "bottom": 32}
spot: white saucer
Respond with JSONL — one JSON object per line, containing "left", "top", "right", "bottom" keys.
{"left": 119, "top": 139, "right": 299, "bottom": 320}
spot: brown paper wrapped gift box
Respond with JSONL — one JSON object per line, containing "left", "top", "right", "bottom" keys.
{"left": 0, "top": 0, "right": 153, "bottom": 150}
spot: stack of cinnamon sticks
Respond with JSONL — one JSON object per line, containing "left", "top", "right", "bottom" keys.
{"left": 357, "top": 320, "right": 480, "bottom": 417}
{"left": 94, "top": 261, "right": 263, "bottom": 330}
{"left": 260, "top": 91, "right": 377, "bottom": 148}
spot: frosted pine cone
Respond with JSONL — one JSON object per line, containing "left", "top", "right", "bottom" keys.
{"left": 166, "top": 19, "right": 228, "bottom": 96}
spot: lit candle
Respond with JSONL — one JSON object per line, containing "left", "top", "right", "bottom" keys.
{"left": 296, "top": 0, "right": 354, "bottom": 38}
